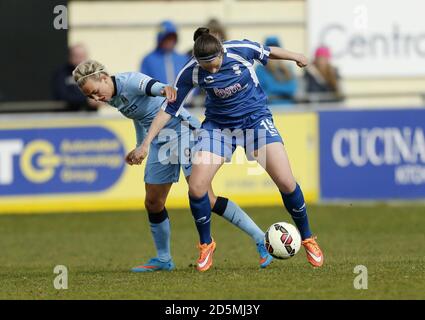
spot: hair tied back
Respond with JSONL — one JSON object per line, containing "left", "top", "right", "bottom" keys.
{"left": 193, "top": 27, "right": 210, "bottom": 42}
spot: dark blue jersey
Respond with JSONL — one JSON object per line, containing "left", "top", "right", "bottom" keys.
{"left": 163, "top": 39, "right": 272, "bottom": 128}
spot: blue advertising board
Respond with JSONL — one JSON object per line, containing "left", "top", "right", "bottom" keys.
{"left": 319, "top": 109, "right": 425, "bottom": 200}
{"left": 0, "top": 126, "right": 125, "bottom": 196}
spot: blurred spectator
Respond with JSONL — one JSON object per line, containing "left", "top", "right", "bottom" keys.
{"left": 185, "top": 18, "right": 227, "bottom": 57}
{"left": 256, "top": 36, "right": 298, "bottom": 106}
{"left": 51, "top": 43, "right": 100, "bottom": 111}
{"left": 140, "top": 20, "right": 190, "bottom": 85}
{"left": 206, "top": 18, "right": 227, "bottom": 42}
{"left": 303, "top": 46, "right": 344, "bottom": 103}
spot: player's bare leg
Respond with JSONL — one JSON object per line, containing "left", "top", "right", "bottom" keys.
{"left": 144, "top": 183, "right": 172, "bottom": 213}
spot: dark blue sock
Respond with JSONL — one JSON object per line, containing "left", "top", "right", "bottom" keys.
{"left": 280, "top": 183, "right": 312, "bottom": 240}
{"left": 189, "top": 192, "right": 212, "bottom": 245}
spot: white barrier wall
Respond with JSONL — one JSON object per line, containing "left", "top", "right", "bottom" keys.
{"left": 68, "top": 1, "right": 305, "bottom": 74}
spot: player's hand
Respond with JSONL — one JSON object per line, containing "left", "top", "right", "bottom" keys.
{"left": 160, "top": 86, "right": 177, "bottom": 103}
{"left": 125, "top": 149, "right": 137, "bottom": 166}
{"left": 131, "top": 143, "right": 149, "bottom": 165}
{"left": 295, "top": 54, "right": 308, "bottom": 68}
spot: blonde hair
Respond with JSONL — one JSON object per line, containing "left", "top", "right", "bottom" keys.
{"left": 72, "top": 59, "right": 109, "bottom": 87}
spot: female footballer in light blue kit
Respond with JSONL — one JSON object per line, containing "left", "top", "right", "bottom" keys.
{"left": 133, "top": 28, "right": 324, "bottom": 271}
{"left": 72, "top": 59, "right": 273, "bottom": 271}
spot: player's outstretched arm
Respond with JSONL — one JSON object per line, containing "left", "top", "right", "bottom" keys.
{"left": 269, "top": 46, "right": 308, "bottom": 68}
{"left": 130, "top": 64, "right": 193, "bottom": 165}
{"left": 131, "top": 109, "right": 172, "bottom": 165}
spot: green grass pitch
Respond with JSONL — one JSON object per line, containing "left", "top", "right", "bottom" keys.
{"left": 0, "top": 204, "right": 424, "bottom": 299}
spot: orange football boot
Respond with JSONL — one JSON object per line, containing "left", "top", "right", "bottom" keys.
{"left": 196, "top": 239, "right": 216, "bottom": 272}
{"left": 301, "top": 236, "right": 324, "bottom": 267}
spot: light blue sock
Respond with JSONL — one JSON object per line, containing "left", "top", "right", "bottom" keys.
{"left": 148, "top": 209, "right": 171, "bottom": 262}
{"left": 212, "top": 197, "right": 264, "bottom": 244}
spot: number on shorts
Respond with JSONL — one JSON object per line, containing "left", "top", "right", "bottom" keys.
{"left": 260, "top": 119, "right": 279, "bottom": 137}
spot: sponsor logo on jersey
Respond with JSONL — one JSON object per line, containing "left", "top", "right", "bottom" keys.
{"left": 120, "top": 104, "right": 138, "bottom": 117}
{"left": 213, "top": 83, "right": 247, "bottom": 99}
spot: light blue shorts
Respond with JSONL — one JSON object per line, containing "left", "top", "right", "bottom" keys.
{"left": 144, "top": 121, "right": 195, "bottom": 184}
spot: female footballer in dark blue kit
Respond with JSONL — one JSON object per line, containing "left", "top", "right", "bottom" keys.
{"left": 133, "top": 28, "right": 324, "bottom": 271}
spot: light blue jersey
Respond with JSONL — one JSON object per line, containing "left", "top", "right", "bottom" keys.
{"left": 109, "top": 72, "right": 198, "bottom": 146}
{"left": 108, "top": 72, "right": 199, "bottom": 184}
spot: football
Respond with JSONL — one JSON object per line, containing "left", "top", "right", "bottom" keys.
{"left": 264, "top": 222, "right": 302, "bottom": 259}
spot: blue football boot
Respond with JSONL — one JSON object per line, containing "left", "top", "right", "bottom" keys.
{"left": 131, "top": 257, "right": 175, "bottom": 272}
{"left": 257, "top": 242, "right": 273, "bottom": 268}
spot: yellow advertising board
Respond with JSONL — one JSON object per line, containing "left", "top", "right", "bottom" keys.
{"left": 212, "top": 112, "right": 319, "bottom": 206}
{"left": 0, "top": 112, "right": 318, "bottom": 214}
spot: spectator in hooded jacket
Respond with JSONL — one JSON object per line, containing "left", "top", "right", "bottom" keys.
{"left": 140, "top": 20, "right": 190, "bottom": 85}
{"left": 255, "top": 36, "right": 298, "bottom": 106}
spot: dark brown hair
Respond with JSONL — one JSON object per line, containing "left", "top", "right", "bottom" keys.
{"left": 193, "top": 27, "right": 223, "bottom": 59}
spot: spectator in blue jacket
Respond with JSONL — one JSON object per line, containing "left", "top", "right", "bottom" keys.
{"left": 140, "top": 20, "right": 190, "bottom": 85}
{"left": 256, "top": 36, "right": 298, "bottom": 106}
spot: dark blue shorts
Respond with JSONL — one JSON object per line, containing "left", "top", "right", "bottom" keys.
{"left": 193, "top": 113, "right": 283, "bottom": 161}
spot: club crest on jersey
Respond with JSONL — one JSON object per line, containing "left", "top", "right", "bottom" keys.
{"left": 232, "top": 64, "right": 241, "bottom": 76}
{"left": 204, "top": 76, "right": 214, "bottom": 84}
